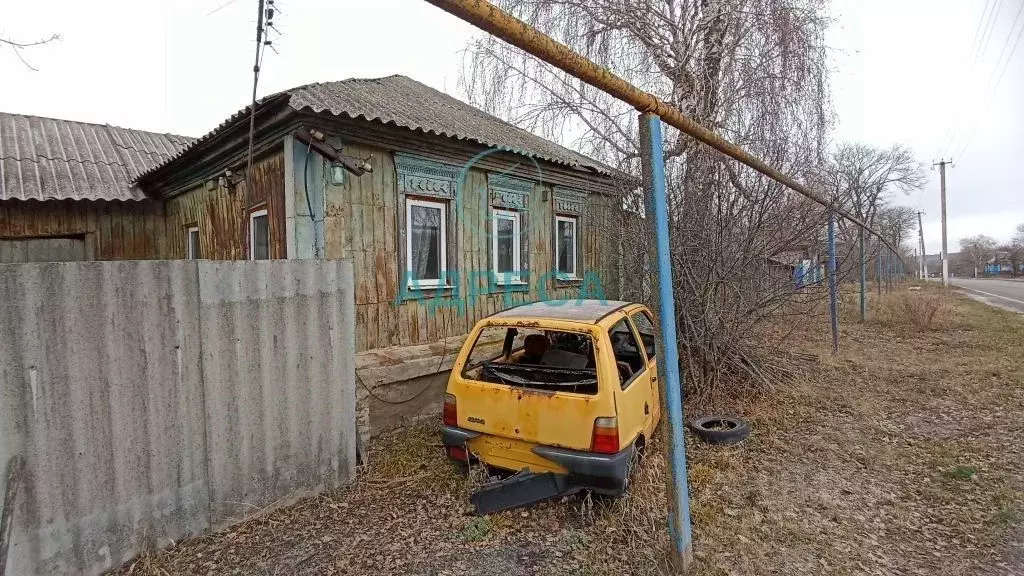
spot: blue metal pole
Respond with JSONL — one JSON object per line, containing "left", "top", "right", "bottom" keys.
{"left": 876, "top": 247, "right": 882, "bottom": 297}
{"left": 859, "top": 228, "right": 866, "bottom": 322}
{"left": 640, "top": 113, "right": 692, "bottom": 570}
{"left": 887, "top": 250, "right": 894, "bottom": 292}
{"left": 828, "top": 212, "right": 838, "bottom": 354}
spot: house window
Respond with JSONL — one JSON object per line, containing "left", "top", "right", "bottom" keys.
{"left": 555, "top": 215, "right": 578, "bottom": 279}
{"left": 406, "top": 198, "right": 447, "bottom": 287}
{"left": 186, "top": 225, "right": 202, "bottom": 259}
{"left": 249, "top": 208, "right": 269, "bottom": 260}
{"left": 492, "top": 209, "right": 522, "bottom": 284}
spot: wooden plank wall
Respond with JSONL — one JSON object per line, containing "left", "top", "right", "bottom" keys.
{"left": 0, "top": 199, "right": 170, "bottom": 259}
{"left": 322, "top": 142, "right": 621, "bottom": 353}
{"left": 165, "top": 149, "right": 287, "bottom": 260}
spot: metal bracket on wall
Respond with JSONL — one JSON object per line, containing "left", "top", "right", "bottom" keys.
{"left": 294, "top": 127, "right": 373, "bottom": 177}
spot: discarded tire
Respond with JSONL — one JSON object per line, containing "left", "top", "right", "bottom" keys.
{"left": 688, "top": 416, "right": 750, "bottom": 445}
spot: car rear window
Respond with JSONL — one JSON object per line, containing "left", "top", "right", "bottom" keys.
{"left": 461, "top": 325, "right": 598, "bottom": 394}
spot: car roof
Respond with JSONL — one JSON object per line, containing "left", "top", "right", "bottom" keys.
{"left": 488, "top": 300, "right": 634, "bottom": 324}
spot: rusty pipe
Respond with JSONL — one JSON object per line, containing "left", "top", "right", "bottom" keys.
{"left": 422, "top": 0, "right": 905, "bottom": 258}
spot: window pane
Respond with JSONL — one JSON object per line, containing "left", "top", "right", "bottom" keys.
{"left": 496, "top": 216, "right": 514, "bottom": 273}
{"left": 188, "top": 229, "right": 202, "bottom": 259}
{"left": 252, "top": 214, "right": 269, "bottom": 260}
{"left": 630, "top": 311, "right": 656, "bottom": 360}
{"left": 410, "top": 204, "right": 442, "bottom": 280}
{"left": 610, "top": 319, "right": 645, "bottom": 387}
{"left": 557, "top": 219, "right": 575, "bottom": 275}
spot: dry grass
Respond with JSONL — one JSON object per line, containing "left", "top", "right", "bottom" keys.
{"left": 110, "top": 287, "right": 1024, "bottom": 576}
{"left": 869, "top": 283, "right": 956, "bottom": 330}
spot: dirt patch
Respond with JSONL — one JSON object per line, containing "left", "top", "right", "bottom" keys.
{"left": 109, "top": 286, "right": 1024, "bottom": 575}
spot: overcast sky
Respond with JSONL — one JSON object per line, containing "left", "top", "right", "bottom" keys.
{"left": 2, "top": 0, "right": 1021, "bottom": 252}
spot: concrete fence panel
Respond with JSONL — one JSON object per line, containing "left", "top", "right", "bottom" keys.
{"left": 0, "top": 259, "right": 356, "bottom": 575}
{"left": 197, "top": 260, "right": 356, "bottom": 525}
{"left": 0, "top": 261, "right": 208, "bottom": 575}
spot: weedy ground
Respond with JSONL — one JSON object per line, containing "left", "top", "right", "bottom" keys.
{"left": 112, "top": 283, "right": 1023, "bottom": 575}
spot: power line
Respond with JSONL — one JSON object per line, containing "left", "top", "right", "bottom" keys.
{"left": 967, "top": 0, "right": 996, "bottom": 60}
{"left": 976, "top": 0, "right": 1005, "bottom": 60}
{"left": 954, "top": 2, "right": 1024, "bottom": 160}
{"left": 940, "top": 0, "right": 1008, "bottom": 159}
{"left": 206, "top": 0, "right": 240, "bottom": 17}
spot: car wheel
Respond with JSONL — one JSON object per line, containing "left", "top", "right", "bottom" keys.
{"left": 688, "top": 415, "right": 750, "bottom": 445}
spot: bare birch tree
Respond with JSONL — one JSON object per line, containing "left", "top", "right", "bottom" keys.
{"left": 463, "top": 0, "right": 837, "bottom": 398}
{"left": 960, "top": 234, "right": 998, "bottom": 278}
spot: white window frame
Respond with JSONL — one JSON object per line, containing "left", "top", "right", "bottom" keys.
{"left": 405, "top": 198, "right": 448, "bottom": 288}
{"left": 186, "top": 225, "right": 200, "bottom": 259}
{"left": 492, "top": 209, "right": 523, "bottom": 284}
{"left": 555, "top": 214, "right": 578, "bottom": 279}
{"left": 249, "top": 208, "right": 269, "bottom": 260}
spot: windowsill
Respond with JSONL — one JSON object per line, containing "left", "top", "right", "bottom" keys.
{"left": 555, "top": 275, "right": 582, "bottom": 285}
{"left": 494, "top": 280, "right": 528, "bottom": 286}
{"left": 406, "top": 284, "right": 454, "bottom": 291}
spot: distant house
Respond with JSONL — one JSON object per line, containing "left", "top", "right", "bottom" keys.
{"left": 0, "top": 112, "right": 193, "bottom": 262}
{"left": 1, "top": 75, "right": 628, "bottom": 435}
{"left": 924, "top": 251, "right": 970, "bottom": 277}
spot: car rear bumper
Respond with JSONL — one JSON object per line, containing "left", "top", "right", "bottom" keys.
{"left": 441, "top": 425, "right": 634, "bottom": 495}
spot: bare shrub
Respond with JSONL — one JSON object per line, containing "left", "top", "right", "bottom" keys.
{"left": 872, "top": 292, "right": 953, "bottom": 331}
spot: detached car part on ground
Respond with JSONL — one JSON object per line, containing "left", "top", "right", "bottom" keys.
{"left": 441, "top": 300, "right": 662, "bottom": 515}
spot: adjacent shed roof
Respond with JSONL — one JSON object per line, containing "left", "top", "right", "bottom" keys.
{"left": 0, "top": 112, "right": 194, "bottom": 202}
{"left": 138, "top": 75, "right": 620, "bottom": 182}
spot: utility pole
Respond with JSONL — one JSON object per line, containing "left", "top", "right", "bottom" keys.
{"left": 246, "top": 0, "right": 266, "bottom": 194}
{"left": 933, "top": 160, "right": 953, "bottom": 286}
{"left": 916, "top": 211, "right": 927, "bottom": 279}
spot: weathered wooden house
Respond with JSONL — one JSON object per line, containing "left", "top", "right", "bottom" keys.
{"left": 2, "top": 75, "right": 628, "bottom": 434}
{"left": 0, "top": 112, "right": 193, "bottom": 262}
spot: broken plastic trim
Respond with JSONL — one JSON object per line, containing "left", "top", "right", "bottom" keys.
{"left": 470, "top": 469, "right": 575, "bottom": 515}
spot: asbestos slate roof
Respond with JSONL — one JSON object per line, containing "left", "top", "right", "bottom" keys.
{"left": 0, "top": 112, "right": 194, "bottom": 201}
{"left": 138, "top": 75, "right": 618, "bottom": 182}
{"left": 288, "top": 75, "right": 616, "bottom": 175}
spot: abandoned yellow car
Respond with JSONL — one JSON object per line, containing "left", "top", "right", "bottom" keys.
{"left": 441, "top": 300, "right": 661, "bottom": 513}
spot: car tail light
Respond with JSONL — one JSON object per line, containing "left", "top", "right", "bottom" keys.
{"left": 591, "top": 416, "right": 620, "bottom": 454}
{"left": 443, "top": 393, "right": 457, "bottom": 426}
{"left": 447, "top": 445, "right": 469, "bottom": 462}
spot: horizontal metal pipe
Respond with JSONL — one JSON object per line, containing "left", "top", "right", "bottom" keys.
{"left": 423, "top": 0, "right": 906, "bottom": 259}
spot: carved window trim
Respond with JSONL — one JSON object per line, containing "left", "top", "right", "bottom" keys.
{"left": 553, "top": 186, "right": 587, "bottom": 215}
{"left": 552, "top": 187, "right": 587, "bottom": 285}
{"left": 395, "top": 153, "right": 460, "bottom": 200}
{"left": 487, "top": 174, "right": 533, "bottom": 290}
{"left": 395, "top": 154, "right": 460, "bottom": 299}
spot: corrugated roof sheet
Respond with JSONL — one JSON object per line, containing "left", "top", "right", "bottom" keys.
{"left": 0, "top": 112, "right": 194, "bottom": 201}
{"left": 137, "top": 75, "right": 618, "bottom": 183}
{"left": 288, "top": 75, "right": 616, "bottom": 175}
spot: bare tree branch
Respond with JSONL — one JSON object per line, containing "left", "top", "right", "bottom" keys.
{"left": 0, "top": 33, "right": 60, "bottom": 71}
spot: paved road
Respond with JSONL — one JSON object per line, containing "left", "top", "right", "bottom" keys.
{"left": 950, "top": 277, "right": 1024, "bottom": 314}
